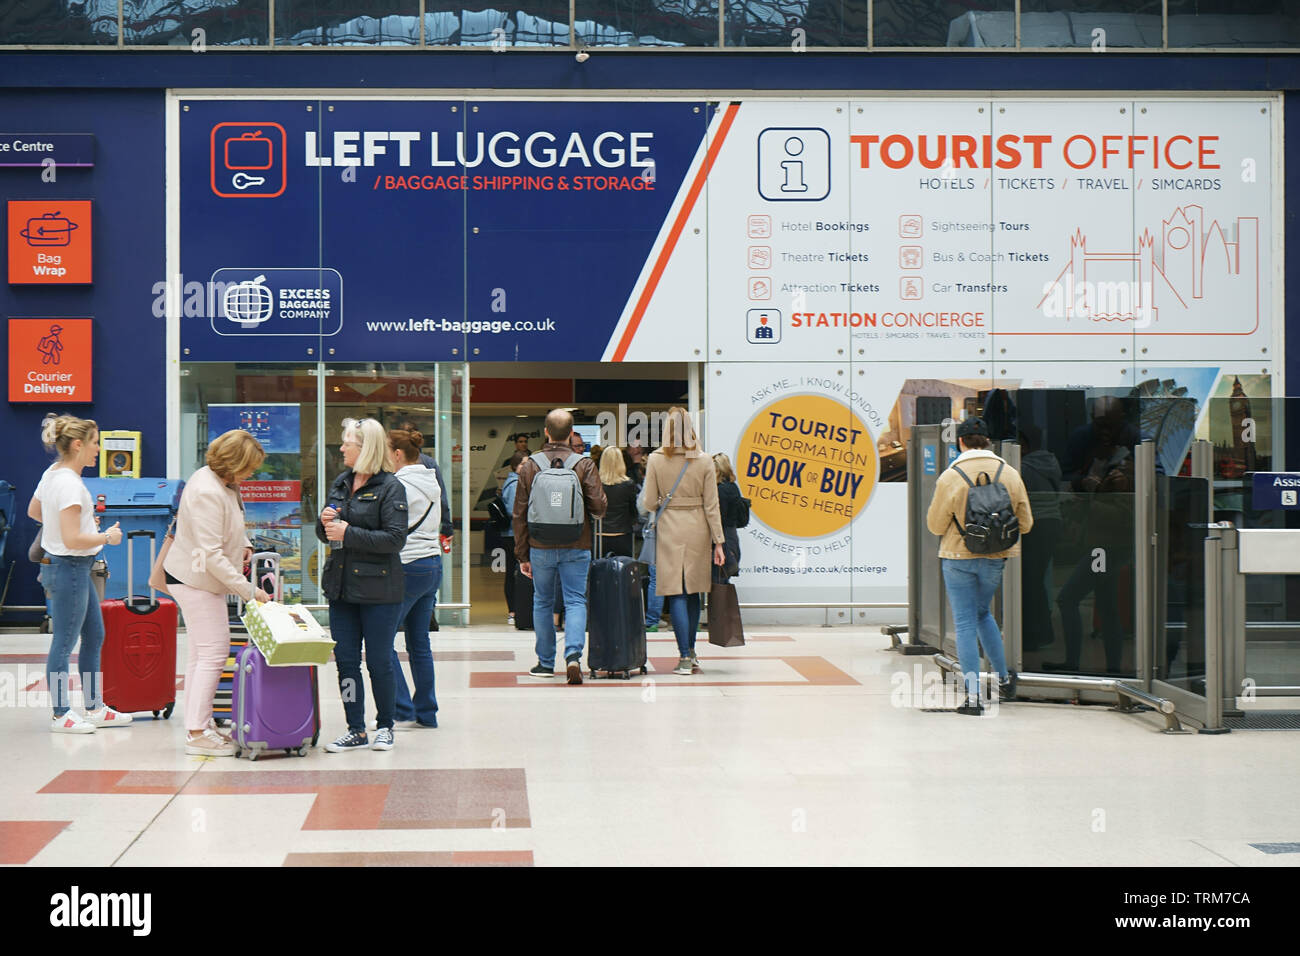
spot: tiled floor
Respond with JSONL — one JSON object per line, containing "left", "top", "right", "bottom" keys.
{"left": 2, "top": 622, "right": 1298, "bottom": 867}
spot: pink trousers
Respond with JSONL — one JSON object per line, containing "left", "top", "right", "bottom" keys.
{"left": 170, "top": 581, "right": 232, "bottom": 733}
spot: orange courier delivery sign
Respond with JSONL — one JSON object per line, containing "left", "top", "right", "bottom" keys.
{"left": 8, "top": 200, "right": 92, "bottom": 284}
{"left": 8, "top": 318, "right": 92, "bottom": 402}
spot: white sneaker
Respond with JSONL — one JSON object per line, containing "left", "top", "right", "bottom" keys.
{"left": 51, "top": 713, "right": 95, "bottom": 734}
{"left": 185, "top": 729, "right": 236, "bottom": 757}
{"left": 84, "top": 705, "right": 133, "bottom": 728}
{"left": 507, "top": 613, "right": 515, "bottom": 626}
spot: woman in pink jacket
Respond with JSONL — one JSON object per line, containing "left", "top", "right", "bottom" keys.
{"left": 162, "top": 430, "right": 270, "bottom": 756}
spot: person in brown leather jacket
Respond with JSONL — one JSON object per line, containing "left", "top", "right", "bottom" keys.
{"left": 512, "top": 409, "right": 607, "bottom": 684}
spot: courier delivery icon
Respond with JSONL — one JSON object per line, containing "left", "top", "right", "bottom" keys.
{"left": 20, "top": 211, "right": 79, "bottom": 247}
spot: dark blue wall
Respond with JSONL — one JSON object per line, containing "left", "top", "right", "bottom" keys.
{"left": 0, "top": 89, "right": 164, "bottom": 613}
{"left": 0, "top": 51, "right": 1296, "bottom": 613}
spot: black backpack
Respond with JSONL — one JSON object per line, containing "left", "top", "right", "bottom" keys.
{"left": 951, "top": 461, "right": 1020, "bottom": 554}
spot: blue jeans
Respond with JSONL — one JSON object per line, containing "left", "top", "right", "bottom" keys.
{"left": 329, "top": 599, "right": 402, "bottom": 733}
{"left": 942, "top": 557, "right": 1009, "bottom": 700}
{"left": 530, "top": 547, "right": 590, "bottom": 667}
{"left": 666, "top": 592, "right": 701, "bottom": 657}
{"left": 392, "top": 556, "right": 441, "bottom": 725}
{"left": 644, "top": 562, "right": 664, "bottom": 627}
{"left": 45, "top": 554, "right": 104, "bottom": 716}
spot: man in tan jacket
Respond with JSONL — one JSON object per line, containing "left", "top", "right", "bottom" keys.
{"left": 925, "top": 417, "right": 1033, "bottom": 715}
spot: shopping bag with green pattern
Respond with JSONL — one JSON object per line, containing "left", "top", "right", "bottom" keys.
{"left": 241, "top": 600, "right": 335, "bottom": 666}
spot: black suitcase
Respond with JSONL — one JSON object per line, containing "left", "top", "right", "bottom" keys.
{"left": 586, "top": 523, "right": 648, "bottom": 679}
{"left": 514, "top": 567, "right": 534, "bottom": 630}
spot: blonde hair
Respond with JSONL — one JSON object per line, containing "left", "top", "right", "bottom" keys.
{"left": 599, "top": 446, "right": 629, "bottom": 484}
{"left": 206, "top": 429, "right": 266, "bottom": 482}
{"left": 659, "top": 407, "right": 698, "bottom": 457}
{"left": 712, "top": 452, "right": 735, "bottom": 483}
{"left": 41, "top": 413, "right": 97, "bottom": 459}
{"left": 343, "top": 418, "right": 391, "bottom": 475}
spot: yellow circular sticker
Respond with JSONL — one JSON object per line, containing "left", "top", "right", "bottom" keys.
{"left": 735, "top": 394, "right": 876, "bottom": 538}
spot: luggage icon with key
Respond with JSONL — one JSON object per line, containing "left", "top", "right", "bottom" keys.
{"left": 210, "top": 122, "right": 287, "bottom": 198}
{"left": 225, "top": 130, "right": 274, "bottom": 170}
{"left": 20, "top": 210, "right": 79, "bottom": 247}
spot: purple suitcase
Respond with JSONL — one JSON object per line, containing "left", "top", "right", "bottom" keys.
{"left": 231, "top": 643, "right": 321, "bottom": 761}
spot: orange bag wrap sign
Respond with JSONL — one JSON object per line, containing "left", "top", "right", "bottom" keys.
{"left": 8, "top": 200, "right": 92, "bottom": 284}
{"left": 8, "top": 318, "right": 93, "bottom": 402}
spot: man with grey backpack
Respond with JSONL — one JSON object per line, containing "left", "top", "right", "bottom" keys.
{"left": 926, "top": 417, "right": 1034, "bottom": 715}
{"left": 512, "top": 409, "right": 607, "bottom": 684}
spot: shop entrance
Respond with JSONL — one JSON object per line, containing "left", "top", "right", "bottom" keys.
{"left": 178, "top": 360, "right": 694, "bottom": 623}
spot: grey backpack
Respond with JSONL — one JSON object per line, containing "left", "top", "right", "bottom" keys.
{"left": 526, "top": 451, "right": 585, "bottom": 545}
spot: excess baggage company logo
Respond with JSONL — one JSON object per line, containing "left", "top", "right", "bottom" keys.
{"left": 210, "top": 122, "right": 287, "bottom": 198}
{"left": 210, "top": 268, "right": 343, "bottom": 337}
{"left": 757, "top": 128, "right": 830, "bottom": 202}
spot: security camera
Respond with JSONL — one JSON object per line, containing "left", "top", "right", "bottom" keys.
{"left": 575, "top": 50, "right": 589, "bottom": 63}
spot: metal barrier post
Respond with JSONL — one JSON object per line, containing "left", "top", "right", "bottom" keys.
{"left": 1200, "top": 525, "right": 1230, "bottom": 734}
{"left": 999, "top": 440, "right": 1023, "bottom": 672}
{"left": 1134, "top": 441, "right": 1156, "bottom": 688}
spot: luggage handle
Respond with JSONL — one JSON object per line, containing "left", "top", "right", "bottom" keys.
{"left": 238, "top": 550, "right": 282, "bottom": 615}
{"left": 124, "top": 529, "right": 158, "bottom": 612}
{"left": 593, "top": 516, "right": 603, "bottom": 559}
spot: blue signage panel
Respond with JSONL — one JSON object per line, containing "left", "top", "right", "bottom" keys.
{"left": 179, "top": 98, "right": 708, "bottom": 363}
{"left": 181, "top": 100, "right": 324, "bottom": 361}
{"left": 464, "top": 100, "right": 706, "bottom": 361}
{"left": 1251, "top": 472, "right": 1300, "bottom": 509}
{"left": 0, "top": 133, "right": 94, "bottom": 167}
{"left": 922, "top": 444, "right": 936, "bottom": 475}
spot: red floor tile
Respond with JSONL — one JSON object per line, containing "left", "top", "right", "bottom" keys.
{"left": 302, "top": 784, "right": 391, "bottom": 830}
{"left": 0, "top": 820, "right": 71, "bottom": 864}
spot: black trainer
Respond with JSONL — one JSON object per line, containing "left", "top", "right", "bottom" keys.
{"left": 999, "top": 670, "right": 1018, "bottom": 702}
{"left": 528, "top": 663, "right": 556, "bottom": 679}
{"left": 956, "top": 697, "right": 984, "bottom": 716}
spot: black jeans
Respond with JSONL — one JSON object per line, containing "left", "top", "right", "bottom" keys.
{"left": 329, "top": 599, "right": 402, "bottom": 732}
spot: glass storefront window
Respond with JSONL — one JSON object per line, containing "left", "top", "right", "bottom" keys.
{"left": 0, "top": 0, "right": 117, "bottom": 43}
{"left": 276, "top": 0, "right": 418, "bottom": 46}
{"left": 875, "top": 0, "right": 1014, "bottom": 48}
{"left": 725, "top": 0, "right": 869, "bottom": 47}
{"left": 575, "top": 0, "right": 720, "bottom": 47}
{"left": 126, "top": 0, "right": 269, "bottom": 45}
{"left": 426, "top": 0, "right": 570, "bottom": 46}
{"left": 1020, "top": 0, "right": 1162, "bottom": 48}
{"left": 1167, "top": 0, "right": 1300, "bottom": 49}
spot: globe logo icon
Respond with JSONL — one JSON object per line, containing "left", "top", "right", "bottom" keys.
{"left": 223, "top": 274, "right": 274, "bottom": 329}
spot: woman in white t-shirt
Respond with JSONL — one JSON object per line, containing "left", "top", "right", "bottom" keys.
{"left": 27, "top": 414, "right": 128, "bottom": 734}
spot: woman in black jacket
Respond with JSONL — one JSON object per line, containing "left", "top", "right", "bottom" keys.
{"left": 598, "top": 447, "right": 641, "bottom": 558}
{"left": 713, "top": 453, "right": 747, "bottom": 579}
{"left": 316, "top": 417, "right": 409, "bottom": 753}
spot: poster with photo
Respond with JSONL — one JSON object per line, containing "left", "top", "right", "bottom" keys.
{"left": 208, "top": 404, "right": 303, "bottom": 601}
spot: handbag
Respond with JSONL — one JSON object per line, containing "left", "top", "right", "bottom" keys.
{"left": 147, "top": 516, "right": 176, "bottom": 595}
{"left": 637, "top": 460, "right": 690, "bottom": 565}
{"left": 707, "top": 576, "right": 745, "bottom": 647}
{"left": 28, "top": 529, "right": 45, "bottom": 564}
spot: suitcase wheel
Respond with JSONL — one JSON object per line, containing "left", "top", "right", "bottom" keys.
{"left": 296, "top": 746, "right": 309, "bottom": 758}
{"left": 640, "top": 666, "right": 648, "bottom": 675}
{"left": 162, "top": 702, "right": 174, "bottom": 720}
{"left": 618, "top": 671, "right": 631, "bottom": 680}
{"left": 245, "top": 749, "right": 258, "bottom": 762}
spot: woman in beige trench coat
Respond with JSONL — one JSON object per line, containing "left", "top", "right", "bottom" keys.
{"left": 641, "top": 407, "right": 725, "bottom": 675}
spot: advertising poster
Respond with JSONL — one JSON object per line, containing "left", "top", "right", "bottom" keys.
{"left": 207, "top": 403, "right": 303, "bottom": 601}
{"left": 711, "top": 362, "right": 1259, "bottom": 605}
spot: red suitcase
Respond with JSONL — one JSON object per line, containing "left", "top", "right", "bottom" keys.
{"left": 101, "top": 530, "right": 177, "bottom": 719}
